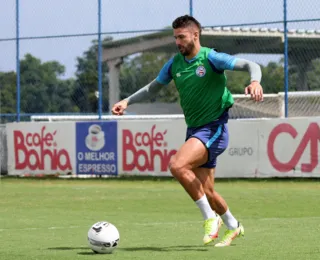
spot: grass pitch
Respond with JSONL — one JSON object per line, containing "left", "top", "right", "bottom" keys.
{"left": 0, "top": 177, "right": 320, "bottom": 260}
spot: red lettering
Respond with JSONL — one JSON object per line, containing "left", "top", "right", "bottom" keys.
{"left": 14, "top": 131, "right": 28, "bottom": 169}
{"left": 33, "top": 133, "right": 41, "bottom": 146}
{"left": 135, "top": 132, "right": 142, "bottom": 146}
{"left": 28, "top": 150, "right": 40, "bottom": 170}
{"left": 123, "top": 130, "right": 135, "bottom": 171}
{"left": 135, "top": 150, "right": 150, "bottom": 171}
{"left": 154, "top": 132, "right": 163, "bottom": 146}
{"left": 267, "top": 122, "right": 320, "bottom": 173}
{"left": 122, "top": 125, "right": 177, "bottom": 172}
{"left": 13, "top": 126, "right": 72, "bottom": 171}
{"left": 44, "top": 133, "right": 53, "bottom": 146}
{"left": 142, "top": 133, "right": 149, "bottom": 146}
{"left": 26, "top": 133, "right": 32, "bottom": 146}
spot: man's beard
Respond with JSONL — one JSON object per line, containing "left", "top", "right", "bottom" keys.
{"left": 178, "top": 41, "right": 195, "bottom": 56}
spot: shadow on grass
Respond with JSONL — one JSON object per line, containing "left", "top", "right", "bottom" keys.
{"left": 77, "top": 252, "right": 100, "bottom": 255}
{"left": 48, "top": 245, "right": 210, "bottom": 254}
{"left": 48, "top": 247, "right": 88, "bottom": 251}
{"left": 48, "top": 247, "right": 99, "bottom": 256}
{"left": 118, "top": 245, "right": 209, "bottom": 252}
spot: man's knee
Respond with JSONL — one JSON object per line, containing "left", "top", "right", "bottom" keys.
{"left": 169, "top": 156, "right": 189, "bottom": 177}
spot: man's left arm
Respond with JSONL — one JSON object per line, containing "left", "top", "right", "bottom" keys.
{"left": 232, "top": 59, "right": 261, "bottom": 83}
{"left": 208, "top": 50, "right": 264, "bottom": 101}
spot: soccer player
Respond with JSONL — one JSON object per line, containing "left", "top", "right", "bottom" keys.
{"left": 112, "top": 15, "right": 263, "bottom": 247}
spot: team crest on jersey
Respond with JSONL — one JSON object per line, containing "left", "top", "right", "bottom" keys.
{"left": 196, "top": 65, "right": 206, "bottom": 77}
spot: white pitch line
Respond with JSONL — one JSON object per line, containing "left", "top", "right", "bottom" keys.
{"left": 1, "top": 217, "right": 319, "bottom": 232}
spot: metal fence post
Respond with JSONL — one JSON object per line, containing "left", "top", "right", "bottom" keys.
{"left": 284, "top": 0, "right": 289, "bottom": 118}
{"left": 16, "top": 0, "right": 20, "bottom": 122}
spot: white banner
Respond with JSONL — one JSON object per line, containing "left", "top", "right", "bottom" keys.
{"left": 117, "top": 119, "right": 260, "bottom": 178}
{"left": 216, "top": 120, "right": 259, "bottom": 178}
{"left": 258, "top": 118, "right": 320, "bottom": 177}
{"left": 6, "top": 122, "right": 76, "bottom": 176}
{"left": 117, "top": 117, "right": 320, "bottom": 178}
{"left": 118, "top": 119, "right": 186, "bottom": 176}
{"left": 5, "top": 117, "right": 320, "bottom": 178}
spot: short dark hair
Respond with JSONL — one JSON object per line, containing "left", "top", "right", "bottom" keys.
{"left": 172, "top": 15, "right": 202, "bottom": 35}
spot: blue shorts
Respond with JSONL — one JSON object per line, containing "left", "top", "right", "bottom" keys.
{"left": 185, "top": 111, "right": 229, "bottom": 168}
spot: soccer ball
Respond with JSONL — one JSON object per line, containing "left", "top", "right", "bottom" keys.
{"left": 87, "top": 221, "right": 120, "bottom": 254}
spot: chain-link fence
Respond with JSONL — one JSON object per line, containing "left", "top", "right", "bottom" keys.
{"left": 1, "top": 0, "right": 320, "bottom": 122}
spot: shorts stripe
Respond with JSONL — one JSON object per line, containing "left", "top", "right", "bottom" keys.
{"left": 205, "top": 125, "right": 222, "bottom": 148}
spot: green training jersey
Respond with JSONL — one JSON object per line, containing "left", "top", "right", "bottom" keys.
{"left": 156, "top": 47, "right": 236, "bottom": 127}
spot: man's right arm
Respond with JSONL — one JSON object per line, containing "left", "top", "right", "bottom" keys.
{"left": 124, "top": 57, "right": 174, "bottom": 105}
{"left": 124, "top": 79, "right": 165, "bottom": 105}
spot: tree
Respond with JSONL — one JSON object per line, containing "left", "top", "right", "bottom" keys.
{"left": 0, "top": 54, "right": 77, "bottom": 118}
{"left": 226, "top": 59, "right": 285, "bottom": 94}
{"left": 260, "top": 60, "right": 285, "bottom": 93}
{"left": 19, "top": 54, "right": 77, "bottom": 113}
{"left": 225, "top": 70, "right": 251, "bottom": 94}
{"left": 306, "top": 59, "right": 320, "bottom": 90}
{"left": 120, "top": 52, "right": 179, "bottom": 103}
{"left": 72, "top": 38, "right": 111, "bottom": 113}
{"left": 0, "top": 72, "right": 16, "bottom": 114}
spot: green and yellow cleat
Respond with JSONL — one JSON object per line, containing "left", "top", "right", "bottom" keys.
{"left": 203, "top": 216, "right": 223, "bottom": 245}
{"left": 214, "top": 222, "right": 244, "bottom": 247}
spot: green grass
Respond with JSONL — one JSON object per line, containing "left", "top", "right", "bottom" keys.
{"left": 0, "top": 177, "right": 320, "bottom": 260}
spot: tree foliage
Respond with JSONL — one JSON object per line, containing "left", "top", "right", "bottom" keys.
{"left": 72, "top": 38, "right": 111, "bottom": 113}
{"left": 1, "top": 54, "right": 77, "bottom": 116}
{"left": 1, "top": 42, "right": 320, "bottom": 120}
{"left": 120, "top": 52, "right": 179, "bottom": 103}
